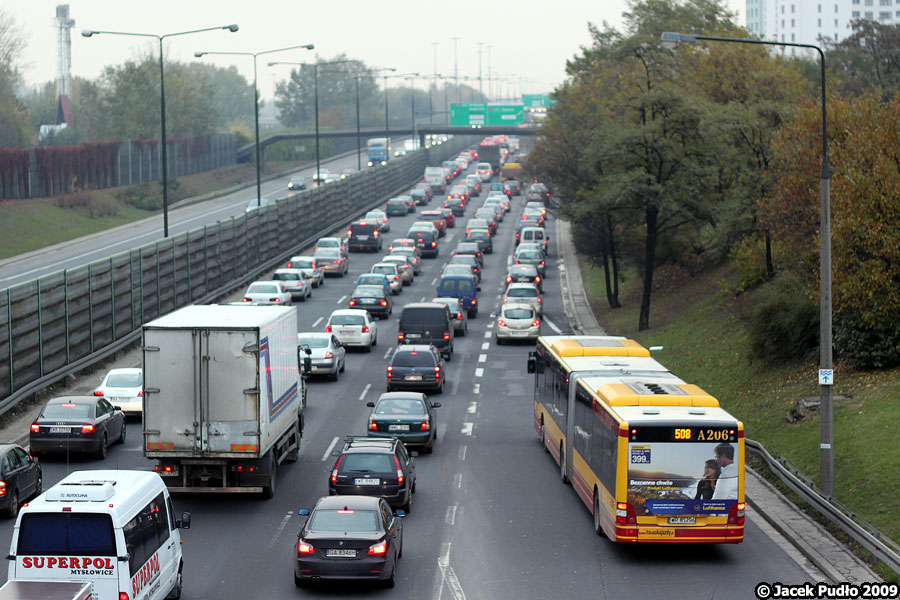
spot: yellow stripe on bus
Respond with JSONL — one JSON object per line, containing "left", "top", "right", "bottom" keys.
{"left": 596, "top": 383, "right": 720, "bottom": 407}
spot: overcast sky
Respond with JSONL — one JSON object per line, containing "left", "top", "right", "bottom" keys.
{"left": 12, "top": 0, "right": 745, "bottom": 102}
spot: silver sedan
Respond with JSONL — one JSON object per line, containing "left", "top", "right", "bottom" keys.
{"left": 297, "top": 332, "right": 346, "bottom": 381}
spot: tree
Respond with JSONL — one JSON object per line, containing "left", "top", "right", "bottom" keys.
{"left": 0, "top": 8, "right": 30, "bottom": 147}
{"left": 826, "top": 20, "right": 900, "bottom": 100}
{"left": 183, "top": 62, "right": 255, "bottom": 130}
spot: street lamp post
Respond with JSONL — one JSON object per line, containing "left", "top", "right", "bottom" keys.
{"left": 195, "top": 44, "right": 313, "bottom": 208}
{"left": 661, "top": 31, "right": 834, "bottom": 495}
{"left": 82, "top": 24, "right": 239, "bottom": 238}
{"left": 382, "top": 73, "right": 418, "bottom": 155}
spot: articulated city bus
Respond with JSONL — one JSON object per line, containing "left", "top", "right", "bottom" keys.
{"left": 527, "top": 336, "right": 745, "bottom": 543}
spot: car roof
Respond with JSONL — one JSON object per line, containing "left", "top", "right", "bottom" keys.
{"left": 377, "top": 391, "right": 427, "bottom": 401}
{"left": 403, "top": 302, "right": 446, "bottom": 310}
{"left": 358, "top": 273, "right": 389, "bottom": 279}
{"left": 248, "top": 280, "right": 283, "bottom": 287}
{"left": 104, "top": 367, "right": 143, "bottom": 376}
{"left": 340, "top": 437, "right": 397, "bottom": 454}
{"left": 506, "top": 282, "right": 539, "bottom": 290}
{"left": 314, "top": 495, "right": 383, "bottom": 511}
{"left": 330, "top": 309, "right": 371, "bottom": 317}
{"left": 431, "top": 297, "right": 463, "bottom": 306}
{"left": 393, "top": 344, "right": 436, "bottom": 353}
{"left": 45, "top": 395, "right": 97, "bottom": 406}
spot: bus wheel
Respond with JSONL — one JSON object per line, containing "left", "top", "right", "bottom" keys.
{"left": 593, "top": 490, "right": 606, "bottom": 537}
{"left": 559, "top": 443, "right": 568, "bottom": 484}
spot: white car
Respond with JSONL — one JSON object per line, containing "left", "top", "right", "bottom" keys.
{"left": 325, "top": 309, "right": 378, "bottom": 351}
{"left": 287, "top": 256, "right": 325, "bottom": 287}
{"left": 242, "top": 281, "right": 292, "bottom": 305}
{"left": 271, "top": 269, "right": 313, "bottom": 301}
{"left": 297, "top": 332, "right": 346, "bottom": 381}
{"left": 95, "top": 368, "right": 143, "bottom": 417}
{"left": 370, "top": 263, "right": 403, "bottom": 294}
{"left": 495, "top": 302, "right": 541, "bottom": 343}
{"left": 502, "top": 282, "right": 542, "bottom": 318}
{"left": 380, "top": 255, "right": 414, "bottom": 285}
{"left": 365, "top": 210, "right": 390, "bottom": 233}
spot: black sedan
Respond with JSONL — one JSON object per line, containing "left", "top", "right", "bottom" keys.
{"left": 0, "top": 444, "right": 42, "bottom": 517}
{"left": 386, "top": 345, "right": 445, "bottom": 394}
{"left": 506, "top": 264, "right": 543, "bottom": 292}
{"left": 366, "top": 392, "right": 441, "bottom": 453}
{"left": 348, "top": 285, "right": 392, "bottom": 319}
{"left": 29, "top": 396, "right": 126, "bottom": 459}
{"left": 295, "top": 495, "right": 404, "bottom": 588}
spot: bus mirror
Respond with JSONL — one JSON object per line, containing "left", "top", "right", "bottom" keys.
{"left": 176, "top": 512, "right": 191, "bottom": 529}
{"left": 527, "top": 353, "right": 537, "bottom": 374}
{"left": 304, "top": 356, "right": 312, "bottom": 374}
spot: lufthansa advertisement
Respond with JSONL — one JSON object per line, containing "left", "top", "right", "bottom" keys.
{"left": 627, "top": 441, "right": 739, "bottom": 516}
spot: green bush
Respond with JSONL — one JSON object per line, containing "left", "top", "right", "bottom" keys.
{"left": 743, "top": 271, "right": 818, "bottom": 363}
{"left": 835, "top": 310, "right": 900, "bottom": 369}
{"left": 52, "top": 191, "right": 92, "bottom": 209}
{"left": 117, "top": 183, "right": 162, "bottom": 211}
{"left": 86, "top": 196, "right": 119, "bottom": 218}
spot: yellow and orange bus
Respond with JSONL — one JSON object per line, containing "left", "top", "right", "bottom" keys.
{"left": 527, "top": 335, "right": 745, "bottom": 543}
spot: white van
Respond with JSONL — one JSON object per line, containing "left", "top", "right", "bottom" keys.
{"left": 8, "top": 470, "right": 190, "bottom": 600}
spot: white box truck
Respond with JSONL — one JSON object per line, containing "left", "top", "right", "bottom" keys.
{"left": 142, "top": 305, "right": 308, "bottom": 498}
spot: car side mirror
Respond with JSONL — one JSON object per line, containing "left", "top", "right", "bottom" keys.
{"left": 176, "top": 512, "right": 191, "bottom": 529}
{"left": 476, "top": 286, "right": 481, "bottom": 292}
{"left": 114, "top": 406, "right": 122, "bottom": 411}
{"left": 366, "top": 401, "right": 375, "bottom": 407}
{"left": 298, "top": 509, "right": 310, "bottom": 516}
{"left": 394, "top": 510, "right": 406, "bottom": 518}
{"left": 432, "top": 402, "right": 441, "bottom": 408}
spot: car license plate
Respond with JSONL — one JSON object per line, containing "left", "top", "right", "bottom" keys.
{"left": 49, "top": 427, "right": 70, "bottom": 434}
{"left": 511, "top": 331, "right": 529, "bottom": 336}
{"left": 325, "top": 549, "right": 357, "bottom": 558}
{"left": 389, "top": 424, "right": 410, "bottom": 431}
{"left": 361, "top": 298, "right": 375, "bottom": 304}
{"left": 357, "top": 235, "right": 368, "bottom": 240}
{"left": 406, "top": 333, "right": 421, "bottom": 338}
{"left": 668, "top": 516, "right": 696, "bottom": 525}
{"left": 404, "top": 375, "right": 422, "bottom": 381}
{"left": 339, "top": 328, "right": 355, "bottom": 335}
{"left": 354, "top": 478, "right": 380, "bottom": 486}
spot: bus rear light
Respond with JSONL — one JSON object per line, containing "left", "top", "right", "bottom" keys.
{"left": 728, "top": 502, "right": 746, "bottom": 525}
{"left": 616, "top": 502, "right": 637, "bottom": 524}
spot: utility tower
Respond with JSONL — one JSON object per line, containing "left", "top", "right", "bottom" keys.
{"left": 55, "top": 4, "right": 75, "bottom": 95}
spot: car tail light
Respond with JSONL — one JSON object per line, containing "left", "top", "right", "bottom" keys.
{"left": 515, "top": 260, "right": 520, "bottom": 264}
{"left": 368, "top": 541, "right": 387, "bottom": 555}
{"left": 728, "top": 502, "right": 746, "bottom": 525}
{"left": 324, "top": 351, "right": 333, "bottom": 359}
{"left": 242, "top": 298, "right": 251, "bottom": 302}
{"left": 333, "top": 260, "right": 341, "bottom": 265}
{"left": 532, "top": 320, "right": 541, "bottom": 327}
{"left": 30, "top": 424, "right": 39, "bottom": 433}
{"left": 431, "top": 242, "right": 437, "bottom": 247}
{"left": 349, "top": 299, "right": 357, "bottom": 306}
{"left": 471, "top": 298, "right": 477, "bottom": 305}
{"left": 498, "top": 319, "right": 507, "bottom": 327}
{"left": 540, "top": 260, "right": 545, "bottom": 265}
{"left": 298, "top": 540, "right": 315, "bottom": 554}
{"left": 380, "top": 300, "right": 388, "bottom": 306}
{"left": 138, "top": 390, "right": 143, "bottom": 397}
{"left": 93, "top": 390, "right": 104, "bottom": 396}
{"left": 443, "top": 331, "right": 450, "bottom": 340}
{"left": 421, "top": 419, "right": 430, "bottom": 431}
{"left": 347, "top": 229, "right": 352, "bottom": 236}
{"left": 537, "top": 297, "right": 542, "bottom": 303}
{"left": 397, "top": 331, "right": 404, "bottom": 340}
{"left": 331, "top": 456, "right": 343, "bottom": 484}
{"left": 272, "top": 297, "right": 284, "bottom": 303}
{"left": 457, "top": 313, "right": 463, "bottom": 320}
{"left": 0, "top": 481, "right": 6, "bottom": 496}
{"left": 369, "top": 419, "right": 378, "bottom": 432}
{"left": 373, "top": 230, "right": 379, "bottom": 238}
{"left": 393, "top": 456, "right": 404, "bottom": 485}
{"left": 535, "top": 276, "right": 541, "bottom": 283}
{"left": 119, "top": 594, "right": 130, "bottom": 600}
{"left": 81, "top": 424, "right": 95, "bottom": 434}
{"left": 616, "top": 502, "right": 637, "bottom": 525}
{"left": 361, "top": 325, "right": 370, "bottom": 333}
{"left": 516, "top": 233, "right": 520, "bottom": 239}
{"left": 325, "top": 325, "right": 332, "bottom": 332}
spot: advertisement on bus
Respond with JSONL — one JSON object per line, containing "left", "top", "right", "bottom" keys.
{"left": 627, "top": 438, "right": 739, "bottom": 517}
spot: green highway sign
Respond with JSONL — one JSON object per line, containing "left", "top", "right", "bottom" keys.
{"left": 451, "top": 103, "right": 525, "bottom": 126}
{"left": 522, "top": 93, "right": 552, "bottom": 108}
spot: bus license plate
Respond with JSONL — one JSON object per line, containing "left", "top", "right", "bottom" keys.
{"left": 355, "top": 478, "right": 380, "bottom": 486}
{"left": 326, "top": 549, "right": 357, "bottom": 558}
{"left": 389, "top": 424, "right": 410, "bottom": 431}
{"left": 49, "top": 427, "right": 70, "bottom": 434}
{"left": 668, "top": 516, "right": 696, "bottom": 525}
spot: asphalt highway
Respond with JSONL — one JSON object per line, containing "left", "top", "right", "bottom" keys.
{"left": 0, "top": 160, "right": 818, "bottom": 599}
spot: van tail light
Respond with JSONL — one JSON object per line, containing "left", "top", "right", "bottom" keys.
{"left": 380, "top": 300, "right": 388, "bottom": 306}
{"left": 498, "top": 319, "right": 507, "bottom": 327}
{"left": 393, "top": 456, "right": 404, "bottom": 485}
{"left": 81, "top": 424, "right": 95, "bottom": 434}
{"left": 30, "top": 424, "right": 39, "bottom": 433}
{"left": 119, "top": 593, "right": 130, "bottom": 600}
{"left": 361, "top": 325, "right": 370, "bottom": 333}
{"left": 93, "top": 390, "right": 104, "bottom": 396}
{"left": 532, "top": 320, "right": 541, "bottom": 327}
{"left": 331, "top": 456, "right": 343, "bottom": 484}
{"left": 369, "top": 419, "right": 378, "bottom": 432}
{"left": 325, "top": 325, "right": 332, "bottom": 333}
{"left": 421, "top": 419, "right": 430, "bottom": 431}
{"left": 457, "top": 313, "right": 463, "bottom": 320}
{"left": 443, "top": 332, "right": 450, "bottom": 340}
{"left": 728, "top": 502, "right": 746, "bottom": 525}
{"left": 298, "top": 540, "right": 316, "bottom": 554}
{"left": 616, "top": 502, "right": 637, "bottom": 525}
{"left": 368, "top": 541, "right": 387, "bottom": 555}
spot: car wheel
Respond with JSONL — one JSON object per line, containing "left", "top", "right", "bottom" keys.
{"left": 117, "top": 421, "right": 126, "bottom": 444}
{"left": 4, "top": 490, "right": 18, "bottom": 518}
{"left": 372, "top": 335, "right": 378, "bottom": 347}
{"left": 593, "top": 490, "right": 606, "bottom": 537}
{"left": 97, "top": 433, "right": 108, "bottom": 460}
{"left": 365, "top": 341, "right": 373, "bottom": 353}
{"left": 329, "top": 368, "right": 339, "bottom": 382}
{"left": 300, "top": 290, "right": 307, "bottom": 302}
{"left": 340, "top": 358, "right": 346, "bottom": 373}
{"left": 400, "top": 492, "right": 411, "bottom": 514}
{"left": 460, "top": 325, "right": 467, "bottom": 337}
{"left": 34, "top": 470, "right": 42, "bottom": 497}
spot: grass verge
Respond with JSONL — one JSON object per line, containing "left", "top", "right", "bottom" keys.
{"left": 580, "top": 259, "right": 900, "bottom": 574}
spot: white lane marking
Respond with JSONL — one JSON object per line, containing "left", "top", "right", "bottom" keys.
{"left": 445, "top": 504, "right": 458, "bottom": 525}
{"left": 322, "top": 436, "right": 339, "bottom": 462}
{"left": 474, "top": 368, "right": 483, "bottom": 377}
{"left": 461, "top": 423, "right": 473, "bottom": 436}
{"left": 473, "top": 384, "right": 480, "bottom": 394}
{"left": 483, "top": 330, "right": 491, "bottom": 338}
{"left": 359, "top": 383, "right": 371, "bottom": 401}
{"left": 383, "top": 347, "right": 394, "bottom": 360}
{"left": 544, "top": 317, "right": 562, "bottom": 334}
{"left": 336, "top": 295, "right": 346, "bottom": 304}
{"left": 312, "top": 316, "right": 323, "bottom": 328}
{"left": 467, "top": 402, "right": 477, "bottom": 414}
{"left": 445, "top": 233, "right": 455, "bottom": 243}
{"left": 431, "top": 278, "right": 438, "bottom": 286}
{"left": 421, "top": 296, "right": 427, "bottom": 301}
{"left": 481, "top": 342, "right": 490, "bottom": 351}
{"left": 434, "top": 542, "right": 467, "bottom": 600}
{"left": 458, "top": 445, "right": 467, "bottom": 461}
{"left": 453, "top": 473, "right": 463, "bottom": 488}
{"left": 477, "top": 354, "right": 487, "bottom": 363}
{"left": 266, "top": 511, "right": 294, "bottom": 550}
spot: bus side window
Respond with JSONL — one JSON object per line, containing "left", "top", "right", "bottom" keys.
{"left": 123, "top": 516, "right": 145, "bottom": 576}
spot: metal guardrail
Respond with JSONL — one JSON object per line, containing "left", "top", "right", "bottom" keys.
{"left": 746, "top": 438, "right": 900, "bottom": 577}
{"left": 0, "top": 136, "right": 474, "bottom": 414}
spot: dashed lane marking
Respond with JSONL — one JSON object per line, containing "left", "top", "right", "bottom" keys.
{"left": 478, "top": 354, "right": 487, "bottom": 363}
{"left": 474, "top": 368, "right": 483, "bottom": 377}
{"left": 481, "top": 342, "right": 490, "bottom": 351}
{"left": 336, "top": 295, "right": 346, "bottom": 304}
{"left": 322, "top": 436, "right": 339, "bottom": 462}
{"left": 461, "top": 423, "right": 473, "bottom": 436}
{"left": 358, "top": 383, "right": 371, "bottom": 401}
{"left": 312, "top": 316, "right": 323, "bottom": 328}
{"left": 266, "top": 512, "right": 294, "bottom": 550}
{"left": 383, "top": 347, "right": 394, "bottom": 360}
{"left": 458, "top": 445, "right": 467, "bottom": 461}
{"left": 473, "top": 384, "right": 480, "bottom": 394}
{"left": 445, "top": 504, "right": 458, "bottom": 525}
{"left": 467, "top": 402, "right": 477, "bottom": 414}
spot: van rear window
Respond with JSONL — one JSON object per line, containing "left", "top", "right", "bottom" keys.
{"left": 350, "top": 224, "right": 378, "bottom": 235}
{"left": 400, "top": 307, "right": 445, "bottom": 325}
{"left": 18, "top": 513, "right": 116, "bottom": 556}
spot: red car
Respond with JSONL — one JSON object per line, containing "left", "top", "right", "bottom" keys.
{"left": 439, "top": 207, "right": 456, "bottom": 228}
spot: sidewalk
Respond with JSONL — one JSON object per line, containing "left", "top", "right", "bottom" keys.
{"left": 554, "top": 217, "right": 881, "bottom": 584}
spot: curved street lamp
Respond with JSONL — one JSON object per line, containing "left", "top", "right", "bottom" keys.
{"left": 82, "top": 24, "right": 239, "bottom": 238}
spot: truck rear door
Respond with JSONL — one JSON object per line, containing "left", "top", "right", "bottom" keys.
{"left": 144, "top": 328, "right": 200, "bottom": 453}
{"left": 202, "top": 329, "right": 261, "bottom": 453}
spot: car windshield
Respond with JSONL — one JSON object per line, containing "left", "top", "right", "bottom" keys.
{"left": 354, "top": 286, "right": 384, "bottom": 298}
{"left": 518, "top": 252, "right": 542, "bottom": 260}
{"left": 432, "top": 298, "right": 460, "bottom": 311}
{"left": 330, "top": 314, "right": 366, "bottom": 326}
{"left": 272, "top": 272, "right": 300, "bottom": 281}
{"left": 308, "top": 510, "right": 378, "bottom": 533}
{"left": 376, "top": 398, "right": 427, "bottom": 415}
{"left": 340, "top": 454, "right": 394, "bottom": 473}
{"left": 366, "top": 212, "right": 385, "bottom": 220}
{"left": 505, "top": 307, "right": 535, "bottom": 319}
{"left": 105, "top": 373, "right": 141, "bottom": 388}
{"left": 248, "top": 284, "right": 279, "bottom": 294}
{"left": 392, "top": 351, "right": 436, "bottom": 367}
{"left": 298, "top": 335, "right": 330, "bottom": 349}
{"left": 507, "top": 288, "right": 537, "bottom": 298}
{"left": 41, "top": 402, "right": 92, "bottom": 419}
